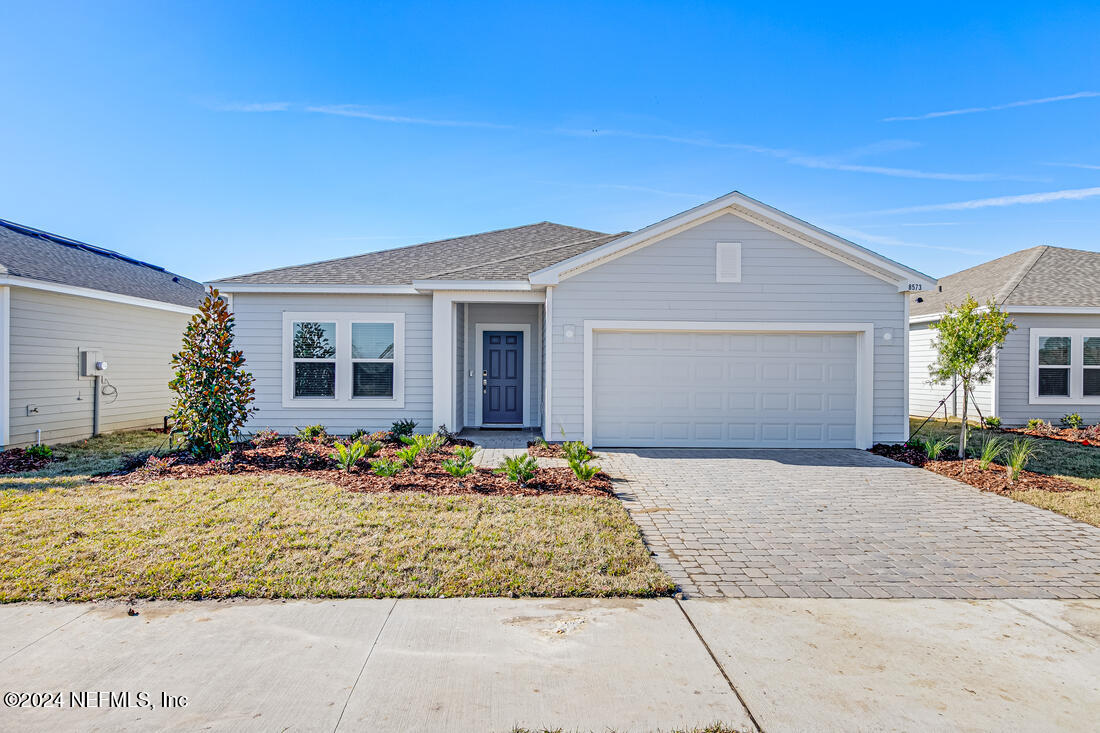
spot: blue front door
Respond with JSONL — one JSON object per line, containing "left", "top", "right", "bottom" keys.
{"left": 483, "top": 331, "right": 523, "bottom": 424}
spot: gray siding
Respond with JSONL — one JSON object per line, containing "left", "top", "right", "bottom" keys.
{"left": 8, "top": 287, "right": 190, "bottom": 447}
{"left": 908, "top": 322, "right": 993, "bottom": 420}
{"left": 453, "top": 303, "right": 465, "bottom": 431}
{"left": 996, "top": 313, "right": 1100, "bottom": 426}
{"left": 232, "top": 292, "right": 433, "bottom": 435}
{"left": 550, "top": 213, "right": 908, "bottom": 443}
{"left": 463, "top": 303, "right": 542, "bottom": 427}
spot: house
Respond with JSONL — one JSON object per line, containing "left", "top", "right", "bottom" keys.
{"left": 0, "top": 219, "right": 205, "bottom": 448}
{"left": 211, "top": 191, "right": 934, "bottom": 448}
{"left": 909, "top": 245, "right": 1100, "bottom": 426}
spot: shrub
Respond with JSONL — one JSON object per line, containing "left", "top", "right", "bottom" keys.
{"left": 296, "top": 424, "right": 327, "bottom": 441}
{"left": 495, "top": 454, "right": 538, "bottom": 484}
{"left": 1006, "top": 438, "right": 1039, "bottom": 482}
{"left": 371, "top": 458, "right": 405, "bottom": 477}
{"left": 391, "top": 419, "right": 417, "bottom": 438}
{"left": 569, "top": 458, "right": 601, "bottom": 481}
{"left": 142, "top": 455, "right": 171, "bottom": 475}
{"left": 348, "top": 428, "right": 369, "bottom": 442}
{"left": 169, "top": 287, "right": 256, "bottom": 458}
{"left": 291, "top": 445, "right": 328, "bottom": 470}
{"left": 435, "top": 424, "right": 458, "bottom": 443}
{"left": 452, "top": 445, "right": 478, "bottom": 463}
{"left": 562, "top": 441, "right": 594, "bottom": 463}
{"left": 252, "top": 429, "right": 281, "bottom": 447}
{"left": 1027, "top": 418, "right": 1047, "bottom": 430}
{"left": 25, "top": 444, "right": 52, "bottom": 459}
{"left": 983, "top": 416, "right": 1001, "bottom": 429}
{"left": 1061, "top": 412, "right": 1084, "bottom": 429}
{"left": 330, "top": 440, "right": 369, "bottom": 473}
{"left": 395, "top": 445, "right": 420, "bottom": 465}
{"left": 919, "top": 436, "right": 954, "bottom": 460}
{"left": 360, "top": 440, "right": 383, "bottom": 458}
{"left": 976, "top": 435, "right": 1006, "bottom": 471}
{"left": 406, "top": 433, "right": 445, "bottom": 456}
{"left": 442, "top": 457, "right": 476, "bottom": 478}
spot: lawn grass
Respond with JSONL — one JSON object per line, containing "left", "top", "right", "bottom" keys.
{"left": 908, "top": 416, "right": 1100, "bottom": 527}
{"left": 1, "top": 429, "right": 171, "bottom": 489}
{"left": 0, "top": 471, "right": 672, "bottom": 602}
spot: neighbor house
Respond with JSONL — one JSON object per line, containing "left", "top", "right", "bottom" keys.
{"left": 212, "top": 191, "right": 934, "bottom": 448}
{"left": 909, "top": 245, "right": 1100, "bottom": 426}
{"left": 0, "top": 219, "right": 205, "bottom": 448}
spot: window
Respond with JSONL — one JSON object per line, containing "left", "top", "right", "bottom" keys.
{"left": 282, "top": 312, "right": 404, "bottom": 408}
{"left": 1029, "top": 328, "right": 1100, "bottom": 404}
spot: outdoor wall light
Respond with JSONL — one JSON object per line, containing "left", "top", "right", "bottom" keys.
{"left": 564, "top": 325, "right": 576, "bottom": 339}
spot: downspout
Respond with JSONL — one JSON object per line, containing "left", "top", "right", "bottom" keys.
{"left": 92, "top": 374, "right": 101, "bottom": 437}
{"left": 543, "top": 285, "right": 553, "bottom": 441}
{"left": 0, "top": 283, "right": 9, "bottom": 449}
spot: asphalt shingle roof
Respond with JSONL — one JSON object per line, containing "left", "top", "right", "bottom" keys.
{"left": 910, "top": 245, "right": 1100, "bottom": 317}
{"left": 0, "top": 219, "right": 206, "bottom": 308}
{"left": 213, "top": 222, "right": 618, "bottom": 285}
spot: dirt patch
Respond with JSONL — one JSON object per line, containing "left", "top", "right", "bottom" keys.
{"left": 1004, "top": 425, "right": 1100, "bottom": 447}
{"left": 870, "top": 443, "right": 1087, "bottom": 494}
{"left": 528, "top": 441, "right": 565, "bottom": 458}
{"left": 0, "top": 448, "right": 56, "bottom": 474}
{"left": 93, "top": 436, "right": 611, "bottom": 498}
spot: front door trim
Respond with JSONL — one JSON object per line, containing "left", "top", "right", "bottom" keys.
{"left": 474, "top": 322, "right": 532, "bottom": 427}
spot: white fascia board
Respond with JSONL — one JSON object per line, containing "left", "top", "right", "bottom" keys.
{"left": 908, "top": 304, "right": 1100, "bottom": 326}
{"left": 211, "top": 282, "right": 420, "bottom": 295}
{"left": 0, "top": 276, "right": 199, "bottom": 314}
{"left": 529, "top": 191, "right": 936, "bottom": 290}
{"left": 412, "top": 280, "right": 533, "bottom": 291}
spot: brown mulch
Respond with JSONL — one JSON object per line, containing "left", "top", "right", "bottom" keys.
{"left": 870, "top": 443, "right": 1086, "bottom": 494}
{"left": 1003, "top": 425, "right": 1100, "bottom": 447}
{"left": 0, "top": 448, "right": 56, "bottom": 474}
{"left": 527, "top": 441, "right": 565, "bottom": 458}
{"left": 92, "top": 437, "right": 611, "bottom": 497}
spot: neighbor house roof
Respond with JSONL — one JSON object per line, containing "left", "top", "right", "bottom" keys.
{"left": 0, "top": 219, "right": 206, "bottom": 308}
{"left": 214, "top": 222, "right": 620, "bottom": 286}
{"left": 910, "top": 245, "right": 1100, "bottom": 317}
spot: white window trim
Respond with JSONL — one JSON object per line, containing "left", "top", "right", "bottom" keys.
{"left": 715, "top": 241, "right": 742, "bottom": 282}
{"left": 582, "top": 320, "right": 875, "bottom": 449}
{"left": 473, "top": 323, "right": 533, "bottom": 428}
{"left": 1028, "top": 327, "right": 1100, "bottom": 405}
{"left": 281, "top": 311, "right": 405, "bottom": 409}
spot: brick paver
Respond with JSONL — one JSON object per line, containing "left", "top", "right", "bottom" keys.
{"left": 603, "top": 448, "right": 1100, "bottom": 599}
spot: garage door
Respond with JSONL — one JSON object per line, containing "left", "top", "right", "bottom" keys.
{"left": 592, "top": 330, "right": 859, "bottom": 448}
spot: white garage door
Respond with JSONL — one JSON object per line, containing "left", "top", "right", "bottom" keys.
{"left": 592, "top": 330, "right": 859, "bottom": 448}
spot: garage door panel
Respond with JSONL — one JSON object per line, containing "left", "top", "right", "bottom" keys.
{"left": 592, "top": 329, "right": 858, "bottom": 448}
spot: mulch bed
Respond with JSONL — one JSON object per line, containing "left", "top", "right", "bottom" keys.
{"left": 527, "top": 441, "right": 565, "bottom": 458}
{"left": 0, "top": 448, "right": 56, "bottom": 474}
{"left": 870, "top": 443, "right": 1086, "bottom": 494}
{"left": 1003, "top": 425, "right": 1100, "bottom": 447}
{"left": 93, "top": 436, "right": 611, "bottom": 498}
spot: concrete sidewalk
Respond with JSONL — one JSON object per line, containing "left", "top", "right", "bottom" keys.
{"left": 0, "top": 598, "right": 1097, "bottom": 732}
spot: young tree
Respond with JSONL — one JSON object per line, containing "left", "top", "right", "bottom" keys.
{"left": 169, "top": 288, "right": 256, "bottom": 457}
{"left": 929, "top": 295, "right": 1015, "bottom": 458}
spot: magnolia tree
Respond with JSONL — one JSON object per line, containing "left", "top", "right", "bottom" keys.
{"left": 169, "top": 288, "right": 256, "bottom": 457}
{"left": 929, "top": 295, "right": 1015, "bottom": 458}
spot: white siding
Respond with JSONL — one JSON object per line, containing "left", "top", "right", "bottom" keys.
{"left": 7, "top": 287, "right": 190, "bottom": 447}
{"left": 463, "top": 303, "right": 542, "bottom": 427}
{"left": 550, "top": 213, "right": 908, "bottom": 444}
{"left": 233, "top": 292, "right": 433, "bottom": 435}
{"left": 908, "top": 322, "right": 993, "bottom": 420}
{"left": 996, "top": 313, "right": 1100, "bottom": 426}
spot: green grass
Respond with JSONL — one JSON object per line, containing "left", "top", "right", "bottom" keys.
{"left": 0, "top": 431, "right": 673, "bottom": 601}
{"left": 908, "top": 416, "right": 1100, "bottom": 526}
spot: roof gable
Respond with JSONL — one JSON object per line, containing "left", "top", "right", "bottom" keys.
{"left": 528, "top": 191, "right": 935, "bottom": 291}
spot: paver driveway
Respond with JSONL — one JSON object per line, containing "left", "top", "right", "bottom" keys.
{"left": 604, "top": 449, "right": 1100, "bottom": 599}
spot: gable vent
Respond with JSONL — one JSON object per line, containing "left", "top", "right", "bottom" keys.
{"left": 716, "top": 241, "right": 742, "bottom": 282}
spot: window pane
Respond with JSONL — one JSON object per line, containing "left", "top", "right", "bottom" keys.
{"left": 294, "top": 362, "right": 335, "bottom": 397}
{"left": 293, "top": 322, "right": 336, "bottom": 359}
{"left": 1085, "top": 337, "right": 1100, "bottom": 366}
{"left": 353, "top": 362, "right": 394, "bottom": 398}
{"left": 1038, "top": 336, "right": 1070, "bottom": 366}
{"left": 1085, "top": 369, "right": 1100, "bottom": 396}
{"left": 1038, "top": 367, "right": 1069, "bottom": 397}
{"left": 352, "top": 323, "right": 395, "bottom": 359}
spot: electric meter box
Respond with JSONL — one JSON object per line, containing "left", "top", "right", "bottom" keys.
{"left": 79, "top": 349, "right": 105, "bottom": 378}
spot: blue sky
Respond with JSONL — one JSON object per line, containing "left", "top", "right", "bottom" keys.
{"left": 2, "top": 1, "right": 1099, "bottom": 282}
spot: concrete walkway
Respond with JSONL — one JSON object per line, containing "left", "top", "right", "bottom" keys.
{"left": 1, "top": 598, "right": 1097, "bottom": 732}
{"left": 605, "top": 448, "right": 1100, "bottom": 599}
